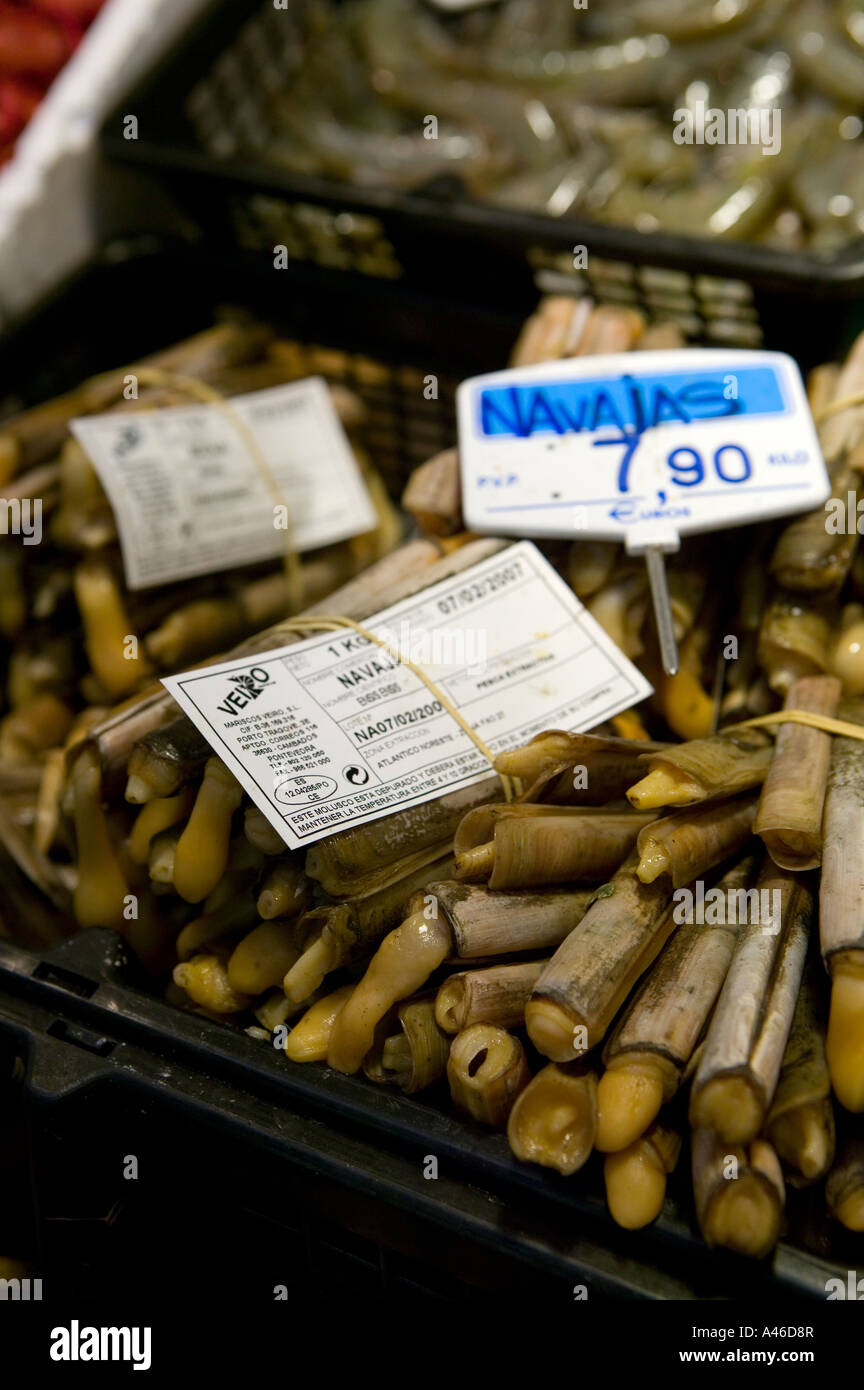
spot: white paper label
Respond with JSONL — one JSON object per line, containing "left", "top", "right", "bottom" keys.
{"left": 458, "top": 349, "right": 830, "bottom": 543}
{"left": 162, "top": 541, "right": 653, "bottom": 849}
{"left": 70, "top": 378, "right": 377, "bottom": 589}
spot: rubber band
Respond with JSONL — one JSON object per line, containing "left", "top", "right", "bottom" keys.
{"left": 282, "top": 615, "right": 519, "bottom": 801}
{"left": 813, "top": 389, "right": 864, "bottom": 423}
{"left": 133, "top": 367, "right": 304, "bottom": 615}
{"left": 725, "top": 710, "right": 864, "bottom": 741}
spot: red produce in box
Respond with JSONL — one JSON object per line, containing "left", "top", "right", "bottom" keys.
{"left": 31, "top": 0, "right": 104, "bottom": 22}
{"left": 0, "top": 5, "right": 68, "bottom": 78}
{"left": 0, "top": 77, "right": 41, "bottom": 142}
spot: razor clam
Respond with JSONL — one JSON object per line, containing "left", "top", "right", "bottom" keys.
{"left": 509, "top": 295, "right": 595, "bottom": 367}
{"left": 820, "top": 699, "right": 864, "bottom": 1111}
{"left": 401, "top": 448, "right": 462, "bottom": 537}
{"left": 435, "top": 958, "right": 547, "bottom": 1034}
{"left": 692, "top": 1129, "right": 785, "bottom": 1258}
{"left": 306, "top": 778, "right": 501, "bottom": 898}
{"left": 635, "top": 794, "right": 758, "bottom": 888}
{"left": 830, "top": 604, "right": 864, "bottom": 695}
{"left": 766, "top": 953, "right": 835, "bottom": 1184}
{"left": 454, "top": 804, "right": 653, "bottom": 888}
{"left": 826, "top": 1131, "right": 864, "bottom": 1230}
{"left": 597, "top": 853, "right": 757, "bottom": 1153}
{"left": 604, "top": 1123, "right": 681, "bottom": 1231}
{"left": 757, "top": 589, "right": 833, "bottom": 696}
{"left": 627, "top": 729, "right": 773, "bottom": 809}
{"left": 753, "top": 675, "right": 840, "bottom": 871}
{"left": 527, "top": 805, "right": 766, "bottom": 1063}
{"left": 283, "top": 850, "right": 455, "bottom": 1002}
{"left": 326, "top": 880, "right": 595, "bottom": 1074}
{"left": 495, "top": 729, "right": 669, "bottom": 805}
{"left": 447, "top": 1024, "right": 531, "bottom": 1128}
{"left": 507, "top": 1062, "right": 598, "bottom": 1177}
{"left": 689, "top": 866, "right": 812, "bottom": 1143}
{"left": 364, "top": 994, "right": 451, "bottom": 1094}
{"left": 771, "top": 466, "right": 862, "bottom": 594}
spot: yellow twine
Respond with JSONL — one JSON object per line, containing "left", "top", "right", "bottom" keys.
{"left": 133, "top": 367, "right": 304, "bottom": 615}
{"left": 282, "top": 614, "right": 518, "bottom": 801}
{"left": 813, "top": 389, "right": 864, "bottom": 423}
{"left": 725, "top": 709, "right": 864, "bottom": 742}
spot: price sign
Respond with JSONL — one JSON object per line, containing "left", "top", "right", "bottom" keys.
{"left": 458, "top": 348, "right": 831, "bottom": 672}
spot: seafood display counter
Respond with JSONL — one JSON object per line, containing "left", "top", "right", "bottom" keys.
{"left": 1, "top": 245, "right": 863, "bottom": 1303}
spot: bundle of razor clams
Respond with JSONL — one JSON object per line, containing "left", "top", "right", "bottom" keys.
{"left": 0, "top": 317, "right": 404, "bottom": 933}
{"left": 3, "top": 297, "right": 864, "bottom": 1259}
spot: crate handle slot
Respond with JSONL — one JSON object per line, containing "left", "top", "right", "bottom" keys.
{"left": 33, "top": 963, "right": 98, "bottom": 999}
{"left": 45, "top": 1020, "right": 115, "bottom": 1058}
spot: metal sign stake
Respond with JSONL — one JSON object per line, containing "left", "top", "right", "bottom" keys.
{"left": 644, "top": 546, "right": 679, "bottom": 677}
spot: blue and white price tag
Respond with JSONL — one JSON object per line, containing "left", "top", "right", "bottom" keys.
{"left": 458, "top": 349, "right": 831, "bottom": 673}
{"left": 458, "top": 349, "right": 829, "bottom": 543}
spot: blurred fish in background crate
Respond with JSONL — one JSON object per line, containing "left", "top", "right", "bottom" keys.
{"left": 100, "top": 0, "right": 864, "bottom": 367}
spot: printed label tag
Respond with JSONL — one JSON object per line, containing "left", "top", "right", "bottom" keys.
{"left": 458, "top": 349, "right": 830, "bottom": 543}
{"left": 162, "top": 541, "right": 652, "bottom": 849}
{"left": 70, "top": 378, "right": 377, "bottom": 589}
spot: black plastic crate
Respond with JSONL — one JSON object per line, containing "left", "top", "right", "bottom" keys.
{"left": 100, "top": 0, "right": 864, "bottom": 369}
{"left": 0, "top": 929, "right": 851, "bottom": 1302}
{"left": 0, "top": 243, "right": 856, "bottom": 1301}
{"left": 0, "top": 238, "right": 527, "bottom": 503}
